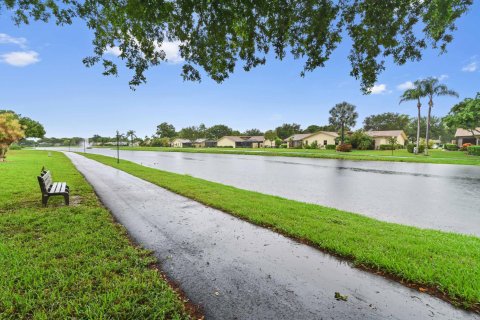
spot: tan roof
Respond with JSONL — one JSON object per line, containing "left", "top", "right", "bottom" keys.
{"left": 220, "top": 136, "right": 264, "bottom": 142}
{"left": 366, "top": 130, "right": 406, "bottom": 138}
{"left": 220, "top": 136, "right": 245, "bottom": 142}
{"left": 173, "top": 138, "right": 191, "bottom": 143}
{"left": 285, "top": 131, "right": 339, "bottom": 142}
{"left": 455, "top": 128, "right": 480, "bottom": 137}
{"left": 285, "top": 134, "right": 311, "bottom": 141}
{"left": 246, "top": 136, "right": 265, "bottom": 142}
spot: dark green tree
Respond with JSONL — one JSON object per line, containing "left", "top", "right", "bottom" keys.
{"left": 328, "top": 102, "right": 358, "bottom": 144}
{"left": 264, "top": 130, "right": 277, "bottom": 147}
{"left": 275, "top": 123, "right": 302, "bottom": 140}
{"left": 156, "top": 122, "right": 176, "bottom": 138}
{"left": 444, "top": 93, "right": 480, "bottom": 139}
{"left": 2, "top": 1, "right": 472, "bottom": 91}
{"left": 179, "top": 126, "right": 201, "bottom": 142}
{"left": 363, "top": 113, "right": 411, "bottom": 131}
{"left": 244, "top": 128, "right": 264, "bottom": 136}
{"left": 206, "top": 124, "right": 234, "bottom": 140}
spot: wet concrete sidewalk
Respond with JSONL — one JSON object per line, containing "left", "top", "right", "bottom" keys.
{"left": 65, "top": 152, "right": 478, "bottom": 320}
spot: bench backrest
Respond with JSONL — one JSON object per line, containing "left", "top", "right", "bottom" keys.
{"left": 38, "top": 170, "right": 52, "bottom": 194}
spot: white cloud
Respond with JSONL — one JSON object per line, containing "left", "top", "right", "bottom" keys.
{"left": 462, "top": 61, "right": 478, "bottom": 72}
{"left": 105, "top": 46, "right": 122, "bottom": 56}
{"left": 158, "top": 41, "right": 184, "bottom": 64}
{"left": 0, "top": 51, "right": 40, "bottom": 67}
{"left": 369, "top": 83, "right": 388, "bottom": 94}
{"left": 0, "top": 33, "right": 27, "bottom": 48}
{"left": 105, "top": 41, "right": 184, "bottom": 64}
{"left": 396, "top": 81, "right": 414, "bottom": 91}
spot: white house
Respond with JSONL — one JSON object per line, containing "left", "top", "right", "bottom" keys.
{"left": 366, "top": 130, "right": 407, "bottom": 149}
{"left": 217, "top": 136, "right": 265, "bottom": 148}
{"left": 285, "top": 131, "right": 338, "bottom": 148}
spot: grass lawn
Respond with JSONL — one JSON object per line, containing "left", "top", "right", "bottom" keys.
{"left": 0, "top": 150, "right": 190, "bottom": 319}
{"left": 105, "top": 146, "right": 480, "bottom": 166}
{"left": 82, "top": 152, "right": 480, "bottom": 312}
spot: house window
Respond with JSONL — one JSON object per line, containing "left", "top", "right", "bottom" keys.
{"left": 323, "top": 140, "right": 327, "bottom": 145}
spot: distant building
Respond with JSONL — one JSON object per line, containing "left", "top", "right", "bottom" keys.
{"left": 217, "top": 136, "right": 265, "bottom": 148}
{"left": 193, "top": 138, "right": 217, "bottom": 148}
{"left": 454, "top": 128, "right": 480, "bottom": 146}
{"left": 285, "top": 132, "right": 338, "bottom": 148}
{"left": 366, "top": 130, "right": 407, "bottom": 149}
{"left": 172, "top": 138, "right": 192, "bottom": 148}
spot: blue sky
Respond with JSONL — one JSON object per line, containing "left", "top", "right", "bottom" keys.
{"left": 1, "top": 4, "right": 479, "bottom": 138}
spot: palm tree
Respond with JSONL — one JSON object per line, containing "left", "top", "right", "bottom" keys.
{"left": 399, "top": 80, "right": 424, "bottom": 154}
{"left": 328, "top": 102, "right": 358, "bottom": 144}
{"left": 421, "top": 77, "right": 458, "bottom": 155}
{"left": 126, "top": 130, "right": 136, "bottom": 146}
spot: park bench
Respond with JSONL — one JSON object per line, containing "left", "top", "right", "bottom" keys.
{"left": 37, "top": 168, "right": 70, "bottom": 207}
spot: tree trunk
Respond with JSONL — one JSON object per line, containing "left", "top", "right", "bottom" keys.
{"left": 416, "top": 101, "right": 421, "bottom": 155}
{"left": 425, "top": 98, "right": 433, "bottom": 156}
{"left": 0, "top": 145, "right": 8, "bottom": 162}
{"left": 341, "top": 123, "right": 345, "bottom": 144}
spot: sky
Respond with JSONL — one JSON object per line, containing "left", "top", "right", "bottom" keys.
{"left": 0, "top": 3, "right": 479, "bottom": 138}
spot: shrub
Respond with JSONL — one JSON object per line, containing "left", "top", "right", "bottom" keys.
{"left": 407, "top": 143, "right": 415, "bottom": 153}
{"left": 379, "top": 144, "right": 394, "bottom": 150}
{"left": 310, "top": 140, "right": 318, "bottom": 149}
{"left": 460, "top": 143, "right": 472, "bottom": 151}
{"left": 9, "top": 144, "right": 22, "bottom": 150}
{"left": 467, "top": 146, "right": 480, "bottom": 156}
{"left": 349, "top": 130, "right": 373, "bottom": 150}
{"left": 444, "top": 143, "right": 459, "bottom": 151}
{"left": 336, "top": 143, "right": 352, "bottom": 152}
{"left": 325, "top": 144, "right": 336, "bottom": 150}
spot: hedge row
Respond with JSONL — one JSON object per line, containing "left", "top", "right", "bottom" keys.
{"left": 467, "top": 146, "right": 480, "bottom": 156}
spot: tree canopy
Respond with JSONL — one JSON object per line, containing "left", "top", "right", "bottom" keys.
{"left": 0, "top": 112, "right": 25, "bottom": 161}
{"left": 363, "top": 113, "right": 411, "bottom": 131}
{"left": 156, "top": 122, "right": 176, "bottom": 138}
{"left": 444, "top": 93, "right": 480, "bottom": 137}
{"left": 275, "top": 123, "right": 301, "bottom": 140}
{"left": 0, "top": 110, "right": 45, "bottom": 138}
{"left": 2, "top": 1, "right": 472, "bottom": 91}
{"left": 329, "top": 102, "right": 357, "bottom": 143}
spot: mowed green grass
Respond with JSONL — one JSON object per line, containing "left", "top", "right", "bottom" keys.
{"left": 82, "top": 152, "right": 480, "bottom": 311}
{"left": 0, "top": 151, "right": 190, "bottom": 319}
{"left": 107, "top": 146, "right": 480, "bottom": 166}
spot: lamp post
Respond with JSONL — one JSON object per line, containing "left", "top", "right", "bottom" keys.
{"left": 83, "top": 138, "right": 86, "bottom": 153}
{"left": 116, "top": 130, "right": 120, "bottom": 164}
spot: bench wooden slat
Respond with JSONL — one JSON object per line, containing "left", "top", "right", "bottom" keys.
{"left": 50, "top": 182, "right": 59, "bottom": 193}
{"left": 58, "top": 182, "right": 66, "bottom": 193}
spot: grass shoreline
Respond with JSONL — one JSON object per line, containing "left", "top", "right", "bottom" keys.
{"left": 0, "top": 151, "right": 192, "bottom": 319}
{"left": 80, "top": 152, "right": 480, "bottom": 313}
{"left": 94, "top": 146, "right": 480, "bottom": 166}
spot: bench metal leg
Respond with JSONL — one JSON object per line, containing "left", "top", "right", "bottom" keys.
{"left": 42, "top": 195, "right": 49, "bottom": 207}
{"left": 63, "top": 194, "right": 70, "bottom": 206}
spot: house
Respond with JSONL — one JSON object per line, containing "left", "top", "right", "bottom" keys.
{"left": 217, "top": 136, "right": 265, "bottom": 148}
{"left": 193, "top": 138, "right": 217, "bottom": 148}
{"left": 454, "top": 128, "right": 480, "bottom": 147}
{"left": 366, "top": 130, "right": 407, "bottom": 149}
{"left": 285, "top": 132, "right": 338, "bottom": 148}
{"left": 172, "top": 138, "right": 192, "bottom": 148}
